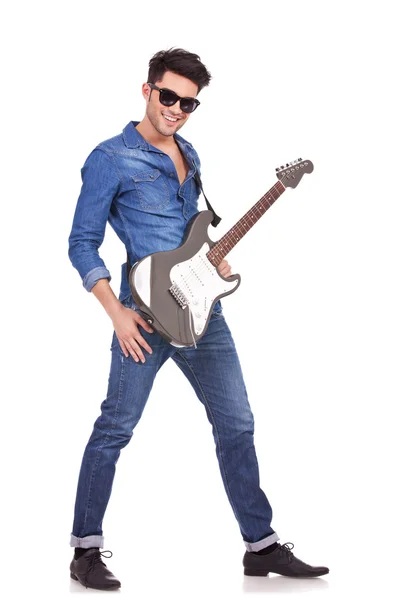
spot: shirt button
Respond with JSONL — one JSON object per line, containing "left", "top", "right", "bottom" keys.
{"left": 170, "top": 173, "right": 174, "bottom": 177}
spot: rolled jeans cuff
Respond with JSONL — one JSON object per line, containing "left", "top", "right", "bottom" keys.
{"left": 70, "top": 533, "right": 104, "bottom": 549}
{"left": 244, "top": 532, "right": 280, "bottom": 552}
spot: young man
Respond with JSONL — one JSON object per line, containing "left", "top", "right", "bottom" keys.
{"left": 68, "top": 48, "right": 329, "bottom": 590}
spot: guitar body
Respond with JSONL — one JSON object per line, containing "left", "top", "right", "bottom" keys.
{"left": 128, "top": 210, "right": 241, "bottom": 347}
{"left": 128, "top": 159, "right": 313, "bottom": 347}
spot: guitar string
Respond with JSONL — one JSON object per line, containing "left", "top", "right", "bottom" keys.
{"left": 174, "top": 181, "right": 285, "bottom": 296}
{"left": 175, "top": 167, "right": 303, "bottom": 343}
{"left": 176, "top": 179, "right": 286, "bottom": 343}
{"left": 171, "top": 182, "right": 284, "bottom": 344}
{"left": 175, "top": 182, "right": 284, "bottom": 299}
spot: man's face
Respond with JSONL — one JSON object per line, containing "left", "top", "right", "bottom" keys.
{"left": 144, "top": 71, "right": 199, "bottom": 137}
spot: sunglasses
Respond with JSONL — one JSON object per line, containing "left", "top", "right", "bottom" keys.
{"left": 147, "top": 83, "right": 200, "bottom": 114}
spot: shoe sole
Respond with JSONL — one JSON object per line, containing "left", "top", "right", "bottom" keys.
{"left": 244, "top": 568, "right": 270, "bottom": 576}
{"left": 243, "top": 568, "right": 329, "bottom": 578}
{"left": 70, "top": 572, "right": 121, "bottom": 590}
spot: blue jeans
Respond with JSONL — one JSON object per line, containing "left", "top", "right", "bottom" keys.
{"left": 70, "top": 295, "right": 279, "bottom": 552}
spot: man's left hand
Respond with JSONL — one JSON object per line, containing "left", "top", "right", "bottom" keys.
{"left": 217, "top": 259, "right": 232, "bottom": 278}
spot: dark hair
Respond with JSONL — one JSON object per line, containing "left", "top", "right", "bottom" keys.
{"left": 148, "top": 47, "right": 212, "bottom": 93}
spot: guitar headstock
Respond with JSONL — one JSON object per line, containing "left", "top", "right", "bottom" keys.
{"left": 276, "top": 158, "right": 314, "bottom": 188}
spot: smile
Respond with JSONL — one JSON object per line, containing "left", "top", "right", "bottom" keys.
{"left": 163, "top": 114, "right": 178, "bottom": 123}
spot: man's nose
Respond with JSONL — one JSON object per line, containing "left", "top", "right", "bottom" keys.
{"left": 168, "top": 100, "right": 183, "bottom": 115}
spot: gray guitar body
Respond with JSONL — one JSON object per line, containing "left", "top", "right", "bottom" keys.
{"left": 128, "top": 210, "right": 241, "bottom": 347}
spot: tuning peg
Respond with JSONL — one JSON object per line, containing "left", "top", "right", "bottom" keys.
{"left": 280, "top": 165, "right": 284, "bottom": 169}
{"left": 275, "top": 167, "right": 280, "bottom": 172}
{"left": 298, "top": 157, "right": 302, "bottom": 161}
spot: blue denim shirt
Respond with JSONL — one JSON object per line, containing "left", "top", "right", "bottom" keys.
{"left": 68, "top": 120, "right": 221, "bottom": 308}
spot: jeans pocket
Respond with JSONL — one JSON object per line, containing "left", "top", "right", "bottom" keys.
{"left": 120, "top": 294, "right": 138, "bottom": 310}
{"left": 210, "top": 298, "right": 223, "bottom": 318}
{"left": 110, "top": 330, "right": 122, "bottom": 353}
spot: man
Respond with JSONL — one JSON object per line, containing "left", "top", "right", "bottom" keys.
{"left": 68, "top": 48, "right": 329, "bottom": 590}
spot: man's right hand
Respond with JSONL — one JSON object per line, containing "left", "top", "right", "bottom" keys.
{"left": 90, "top": 279, "right": 154, "bottom": 363}
{"left": 112, "top": 305, "right": 154, "bottom": 362}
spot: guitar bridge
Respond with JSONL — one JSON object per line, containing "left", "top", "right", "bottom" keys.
{"left": 169, "top": 283, "right": 189, "bottom": 309}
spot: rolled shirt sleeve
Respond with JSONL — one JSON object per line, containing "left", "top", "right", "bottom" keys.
{"left": 68, "top": 148, "right": 120, "bottom": 292}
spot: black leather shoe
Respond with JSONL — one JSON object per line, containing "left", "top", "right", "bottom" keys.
{"left": 70, "top": 548, "right": 121, "bottom": 590}
{"left": 243, "top": 542, "right": 329, "bottom": 578}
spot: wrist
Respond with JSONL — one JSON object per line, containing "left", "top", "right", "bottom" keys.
{"left": 106, "top": 299, "right": 124, "bottom": 321}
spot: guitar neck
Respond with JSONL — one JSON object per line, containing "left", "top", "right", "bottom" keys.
{"left": 207, "top": 180, "right": 286, "bottom": 267}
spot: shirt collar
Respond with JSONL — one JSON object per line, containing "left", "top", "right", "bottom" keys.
{"left": 122, "top": 120, "right": 195, "bottom": 158}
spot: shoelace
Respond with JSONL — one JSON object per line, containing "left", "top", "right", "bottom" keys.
{"left": 278, "top": 542, "right": 295, "bottom": 562}
{"left": 84, "top": 549, "right": 113, "bottom": 589}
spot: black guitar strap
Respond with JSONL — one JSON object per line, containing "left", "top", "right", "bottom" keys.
{"left": 192, "top": 168, "right": 222, "bottom": 227}
{"left": 126, "top": 166, "right": 221, "bottom": 277}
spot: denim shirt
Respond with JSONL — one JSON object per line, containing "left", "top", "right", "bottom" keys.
{"left": 68, "top": 120, "right": 221, "bottom": 310}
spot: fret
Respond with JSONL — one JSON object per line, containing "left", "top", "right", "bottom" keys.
{"left": 207, "top": 180, "right": 286, "bottom": 266}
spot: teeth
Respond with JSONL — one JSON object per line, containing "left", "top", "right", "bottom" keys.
{"left": 164, "top": 115, "right": 177, "bottom": 122}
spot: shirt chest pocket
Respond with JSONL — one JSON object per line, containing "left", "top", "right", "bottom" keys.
{"left": 131, "top": 168, "right": 170, "bottom": 211}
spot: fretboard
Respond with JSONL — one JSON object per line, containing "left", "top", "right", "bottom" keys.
{"left": 207, "top": 180, "right": 286, "bottom": 266}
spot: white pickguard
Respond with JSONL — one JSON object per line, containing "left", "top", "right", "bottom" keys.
{"left": 170, "top": 242, "right": 239, "bottom": 335}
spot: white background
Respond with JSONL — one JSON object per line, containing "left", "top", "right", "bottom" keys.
{"left": 2, "top": 1, "right": 399, "bottom": 598}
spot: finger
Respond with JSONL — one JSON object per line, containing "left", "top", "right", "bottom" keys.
{"left": 119, "top": 341, "right": 129, "bottom": 358}
{"left": 217, "top": 262, "right": 226, "bottom": 273}
{"left": 119, "top": 337, "right": 140, "bottom": 362}
{"left": 135, "top": 335, "right": 153, "bottom": 355}
{"left": 219, "top": 261, "right": 231, "bottom": 273}
{"left": 127, "top": 347, "right": 140, "bottom": 362}
{"left": 120, "top": 340, "right": 139, "bottom": 361}
{"left": 136, "top": 315, "right": 154, "bottom": 333}
{"left": 128, "top": 339, "right": 146, "bottom": 363}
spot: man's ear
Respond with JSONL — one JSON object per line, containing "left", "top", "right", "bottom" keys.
{"left": 142, "top": 83, "right": 151, "bottom": 101}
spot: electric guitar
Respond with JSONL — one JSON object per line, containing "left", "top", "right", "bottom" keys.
{"left": 128, "top": 159, "right": 314, "bottom": 347}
